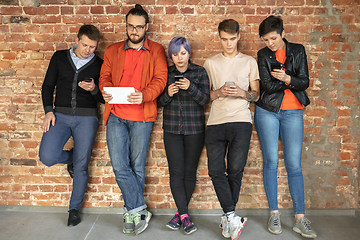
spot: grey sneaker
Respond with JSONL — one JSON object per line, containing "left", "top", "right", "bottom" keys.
{"left": 229, "top": 215, "right": 247, "bottom": 240}
{"left": 268, "top": 212, "right": 282, "bottom": 234}
{"left": 293, "top": 217, "right": 317, "bottom": 238}
{"left": 123, "top": 212, "right": 134, "bottom": 234}
{"left": 133, "top": 210, "right": 152, "bottom": 235}
{"left": 219, "top": 214, "right": 231, "bottom": 238}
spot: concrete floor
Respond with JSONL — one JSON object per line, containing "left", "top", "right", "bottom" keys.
{"left": 1, "top": 209, "right": 360, "bottom": 240}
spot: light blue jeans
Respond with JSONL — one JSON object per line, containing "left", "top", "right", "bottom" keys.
{"left": 106, "top": 113, "right": 154, "bottom": 214}
{"left": 254, "top": 105, "right": 305, "bottom": 215}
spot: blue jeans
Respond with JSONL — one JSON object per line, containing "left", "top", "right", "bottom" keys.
{"left": 205, "top": 122, "right": 252, "bottom": 213}
{"left": 106, "top": 113, "right": 154, "bottom": 214}
{"left": 254, "top": 105, "right": 305, "bottom": 215}
{"left": 39, "top": 112, "right": 99, "bottom": 210}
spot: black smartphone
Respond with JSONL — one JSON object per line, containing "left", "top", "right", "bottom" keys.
{"left": 174, "top": 75, "right": 183, "bottom": 82}
{"left": 271, "top": 62, "right": 283, "bottom": 70}
{"left": 82, "top": 77, "right": 93, "bottom": 82}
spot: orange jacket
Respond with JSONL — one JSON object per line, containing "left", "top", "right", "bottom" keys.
{"left": 99, "top": 38, "right": 168, "bottom": 125}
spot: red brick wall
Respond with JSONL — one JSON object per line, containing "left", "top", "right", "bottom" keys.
{"left": 0, "top": 0, "right": 359, "bottom": 211}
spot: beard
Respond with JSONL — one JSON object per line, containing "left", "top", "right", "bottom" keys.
{"left": 127, "top": 31, "right": 146, "bottom": 45}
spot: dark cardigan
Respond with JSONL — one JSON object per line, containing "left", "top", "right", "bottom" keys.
{"left": 42, "top": 49, "right": 104, "bottom": 116}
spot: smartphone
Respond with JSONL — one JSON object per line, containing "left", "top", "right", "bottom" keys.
{"left": 174, "top": 75, "right": 183, "bottom": 82}
{"left": 271, "top": 62, "right": 283, "bottom": 70}
{"left": 225, "top": 81, "right": 235, "bottom": 87}
{"left": 82, "top": 77, "right": 93, "bottom": 82}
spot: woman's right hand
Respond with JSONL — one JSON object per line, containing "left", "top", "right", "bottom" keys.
{"left": 168, "top": 83, "right": 179, "bottom": 97}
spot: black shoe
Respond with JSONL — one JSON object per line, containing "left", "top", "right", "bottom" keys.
{"left": 67, "top": 163, "right": 74, "bottom": 178}
{"left": 68, "top": 209, "right": 81, "bottom": 226}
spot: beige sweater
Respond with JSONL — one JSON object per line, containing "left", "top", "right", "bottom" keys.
{"left": 204, "top": 52, "right": 259, "bottom": 125}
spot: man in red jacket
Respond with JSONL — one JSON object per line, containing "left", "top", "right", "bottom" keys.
{"left": 99, "top": 4, "right": 167, "bottom": 235}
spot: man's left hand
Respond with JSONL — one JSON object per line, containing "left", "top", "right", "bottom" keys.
{"left": 127, "top": 90, "right": 143, "bottom": 104}
{"left": 78, "top": 79, "right": 95, "bottom": 91}
{"left": 225, "top": 84, "right": 245, "bottom": 98}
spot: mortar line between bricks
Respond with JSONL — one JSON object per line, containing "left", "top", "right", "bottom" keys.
{"left": 84, "top": 213, "right": 100, "bottom": 240}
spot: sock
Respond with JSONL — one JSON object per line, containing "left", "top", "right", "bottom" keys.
{"left": 180, "top": 214, "right": 189, "bottom": 221}
{"left": 225, "top": 211, "right": 236, "bottom": 220}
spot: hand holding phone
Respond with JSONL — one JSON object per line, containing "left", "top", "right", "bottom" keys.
{"left": 175, "top": 75, "right": 184, "bottom": 85}
{"left": 78, "top": 77, "right": 95, "bottom": 91}
{"left": 82, "top": 77, "right": 93, "bottom": 82}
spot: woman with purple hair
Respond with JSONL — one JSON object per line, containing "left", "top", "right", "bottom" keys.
{"left": 158, "top": 36, "right": 210, "bottom": 235}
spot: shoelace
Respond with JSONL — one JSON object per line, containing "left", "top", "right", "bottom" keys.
{"left": 124, "top": 214, "right": 132, "bottom": 222}
{"left": 272, "top": 216, "right": 280, "bottom": 226}
{"left": 182, "top": 217, "right": 191, "bottom": 227}
{"left": 172, "top": 214, "right": 180, "bottom": 223}
{"left": 133, "top": 214, "right": 140, "bottom": 225}
{"left": 302, "top": 218, "right": 312, "bottom": 230}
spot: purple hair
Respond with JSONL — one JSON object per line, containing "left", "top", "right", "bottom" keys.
{"left": 168, "top": 36, "right": 191, "bottom": 62}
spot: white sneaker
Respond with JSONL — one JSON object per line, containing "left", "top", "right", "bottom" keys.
{"left": 229, "top": 215, "right": 247, "bottom": 240}
{"left": 219, "top": 214, "right": 231, "bottom": 238}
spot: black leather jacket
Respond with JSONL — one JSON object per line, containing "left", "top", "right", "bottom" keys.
{"left": 256, "top": 38, "right": 310, "bottom": 113}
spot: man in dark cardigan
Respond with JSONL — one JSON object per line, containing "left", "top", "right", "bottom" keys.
{"left": 38, "top": 24, "right": 104, "bottom": 227}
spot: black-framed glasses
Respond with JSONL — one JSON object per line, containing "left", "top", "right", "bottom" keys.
{"left": 126, "top": 24, "right": 146, "bottom": 31}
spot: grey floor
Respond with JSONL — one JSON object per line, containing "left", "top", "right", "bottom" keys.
{"left": 1, "top": 210, "right": 360, "bottom": 240}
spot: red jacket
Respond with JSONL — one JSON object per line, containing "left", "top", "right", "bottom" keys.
{"left": 99, "top": 38, "right": 168, "bottom": 125}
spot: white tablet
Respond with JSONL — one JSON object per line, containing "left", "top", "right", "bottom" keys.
{"left": 103, "top": 87, "right": 136, "bottom": 104}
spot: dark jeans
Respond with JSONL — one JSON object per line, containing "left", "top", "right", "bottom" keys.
{"left": 164, "top": 131, "right": 205, "bottom": 215}
{"left": 39, "top": 112, "right": 99, "bottom": 210}
{"left": 205, "top": 122, "right": 252, "bottom": 213}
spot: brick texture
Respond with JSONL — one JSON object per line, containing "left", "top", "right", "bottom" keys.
{"left": 0, "top": 0, "right": 359, "bottom": 211}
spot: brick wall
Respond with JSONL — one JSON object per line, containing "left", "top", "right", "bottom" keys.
{"left": 0, "top": 0, "right": 359, "bottom": 211}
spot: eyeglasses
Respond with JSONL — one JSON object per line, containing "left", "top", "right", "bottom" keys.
{"left": 126, "top": 24, "right": 146, "bottom": 31}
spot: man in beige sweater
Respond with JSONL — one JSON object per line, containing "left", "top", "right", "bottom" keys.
{"left": 203, "top": 19, "right": 260, "bottom": 240}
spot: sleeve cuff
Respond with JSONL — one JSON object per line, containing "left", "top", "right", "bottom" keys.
{"left": 187, "top": 82, "right": 196, "bottom": 94}
{"left": 91, "top": 85, "right": 99, "bottom": 95}
{"left": 44, "top": 106, "right": 54, "bottom": 114}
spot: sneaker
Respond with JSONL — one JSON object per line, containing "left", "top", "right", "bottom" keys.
{"left": 219, "top": 214, "right": 231, "bottom": 238}
{"left": 123, "top": 212, "right": 134, "bottom": 234}
{"left": 229, "top": 215, "right": 247, "bottom": 240}
{"left": 268, "top": 212, "right": 282, "bottom": 234}
{"left": 166, "top": 211, "right": 182, "bottom": 230}
{"left": 293, "top": 217, "right": 317, "bottom": 238}
{"left": 133, "top": 210, "right": 152, "bottom": 235}
{"left": 181, "top": 214, "right": 197, "bottom": 235}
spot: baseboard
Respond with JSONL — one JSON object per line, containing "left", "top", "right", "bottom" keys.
{"left": 356, "top": 209, "right": 360, "bottom": 219}
{"left": 0, "top": 205, "right": 357, "bottom": 216}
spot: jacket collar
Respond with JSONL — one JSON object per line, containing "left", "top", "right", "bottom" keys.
{"left": 265, "top": 38, "right": 291, "bottom": 61}
{"left": 124, "top": 38, "right": 148, "bottom": 51}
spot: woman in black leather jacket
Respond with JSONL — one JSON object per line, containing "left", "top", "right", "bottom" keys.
{"left": 254, "top": 16, "right": 317, "bottom": 239}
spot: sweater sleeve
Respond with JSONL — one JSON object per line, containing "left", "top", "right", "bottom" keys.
{"left": 285, "top": 45, "right": 309, "bottom": 91}
{"left": 141, "top": 44, "right": 168, "bottom": 102}
{"left": 41, "top": 52, "right": 59, "bottom": 113}
{"left": 90, "top": 85, "right": 105, "bottom": 104}
{"left": 186, "top": 67, "right": 210, "bottom": 106}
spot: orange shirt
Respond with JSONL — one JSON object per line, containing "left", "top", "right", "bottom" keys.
{"left": 111, "top": 48, "right": 145, "bottom": 121}
{"left": 276, "top": 49, "right": 303, "bottom": 110}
